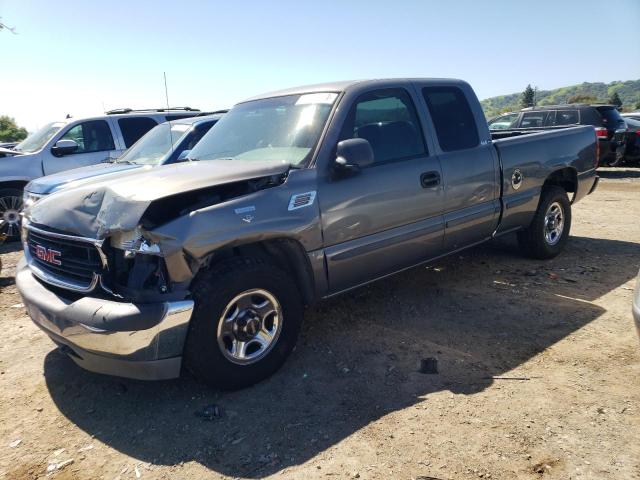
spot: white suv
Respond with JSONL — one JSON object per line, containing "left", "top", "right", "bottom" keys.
{"left": 0, "top": 108, "right": 203, "bottom": 237}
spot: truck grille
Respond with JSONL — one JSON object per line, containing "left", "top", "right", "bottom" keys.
{"left": 26, "top": 226, "right": 104, "bottom": 291}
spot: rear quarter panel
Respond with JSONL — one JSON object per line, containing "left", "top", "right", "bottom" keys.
{"left": 494, "top": 125, "right": 597, "bottom": 233}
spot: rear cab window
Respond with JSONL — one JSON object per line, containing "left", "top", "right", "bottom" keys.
{"left": 422, "top": 86, "right": 479, "bottom": 151}
{"left": 118, "top": 117, "right": 158, "bottom": 148}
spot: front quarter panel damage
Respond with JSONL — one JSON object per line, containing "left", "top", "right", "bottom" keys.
{"left": 144, "top": 169, "right": 322, "bottom": 285}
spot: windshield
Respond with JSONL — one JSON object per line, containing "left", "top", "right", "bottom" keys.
{"left": 118, "top": 122, "right": 191, "bottom": 165}
{"left": 14, "top": 122, "right": 65, "bottom": 153}
{"left": 188, "top": 92, "right": 338, "bottom": 167}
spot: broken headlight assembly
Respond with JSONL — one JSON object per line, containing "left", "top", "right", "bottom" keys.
{"left": 22, "top": 191, "right": 45, "bottom": 210}
{"left": 107, "top": 228, "right": 170, "bottom": 299}
{"left": 110, "top": 228, "right": 161, "bottom": 257}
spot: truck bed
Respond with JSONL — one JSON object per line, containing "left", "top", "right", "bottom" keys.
{"left": 492, "top": 125, "right": 599, "bottom": 234}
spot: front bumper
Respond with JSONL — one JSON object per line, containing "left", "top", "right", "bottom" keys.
{"left": 16, "top": 258, "right": 194, "bottom": 380}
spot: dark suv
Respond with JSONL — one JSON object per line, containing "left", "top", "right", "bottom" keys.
{"left": 490, "top": 104, "right": 627, "bottom": 166}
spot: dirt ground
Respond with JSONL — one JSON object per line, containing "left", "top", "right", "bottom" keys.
{"left": 1, "top": 169, "right": 639, "bottom": 480}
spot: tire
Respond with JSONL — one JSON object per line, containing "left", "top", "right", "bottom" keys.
{"left": 184, "top": 257, "right": 303, "bottom": 390}
{"left": 517, "top": 186, "right": 572, "bottom": 260}
{"left": 606, "top": 143, "right": 626, "bottom": 167}
{"left": 0, "top": 188, "right": 24, "bottom": 241}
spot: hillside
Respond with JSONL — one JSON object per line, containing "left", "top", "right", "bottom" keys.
{"left": 481, "top": 80, "right": 640, "bottom": 118}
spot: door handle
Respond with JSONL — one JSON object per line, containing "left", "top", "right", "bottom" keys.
{"left": 420, "top": 171, "right": 441, "bottom": 188}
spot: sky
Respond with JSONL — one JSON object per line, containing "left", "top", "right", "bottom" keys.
{"left": 1, "top": 0, "right": 639, "bottom": 131}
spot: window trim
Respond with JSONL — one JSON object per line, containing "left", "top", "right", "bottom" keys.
{"left": 339, "top": 87, "right": 429, "bottom": 168}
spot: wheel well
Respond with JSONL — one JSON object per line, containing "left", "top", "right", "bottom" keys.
{"left": 543, "top": 168, "right": 577, "bottom": 195}
{"left": 0, "top": 181, "right": 27, "bottom": 192}
{"left": 201, "top": 239, "right": 316, "bottom": 306}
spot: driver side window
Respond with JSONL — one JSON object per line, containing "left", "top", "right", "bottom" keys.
{"left": 340, "top": 88, "right": 427, "bottom": 165}
{"left": 60, "top": 120, "right": 115, "bottom": 154}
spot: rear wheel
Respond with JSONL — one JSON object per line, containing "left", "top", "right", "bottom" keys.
{"left": 0, "top": 188, "right": 24, "bottom": 241}
{"left": 517, "top": 186, "right": 571, "bottom": 259}
{"left": 184, "top": 257, "right": 303, "bottom": 390}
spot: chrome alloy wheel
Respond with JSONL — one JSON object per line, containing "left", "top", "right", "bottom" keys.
{"left": 216, "top": 288, "right": 283, "bottom": 365}
{"left": 0, "top": 195, "right": 23, "bottom": 238}
{"left": 544, "top": 201, "right": 564, "bottom": 246}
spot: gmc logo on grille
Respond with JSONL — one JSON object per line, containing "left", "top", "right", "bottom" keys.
{"left": 35, "top": 245, "right": 62, "bottom": 266}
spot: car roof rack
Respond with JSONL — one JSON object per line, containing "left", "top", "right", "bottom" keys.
{"left": 105, "top": 107, "right": 201, "bottom": 115}
{"left": 521, "top": 103, "right": 617, "bottom": 111}
{"left": 194, "top": 109, "right": 229, "bottom": 116}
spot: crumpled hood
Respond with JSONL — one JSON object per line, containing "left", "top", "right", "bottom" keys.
{"left": 27, "top": 162, "right": 146, "bottom": 195}
{"left": 27, "top": 160, "right": 290, "bottom": 238}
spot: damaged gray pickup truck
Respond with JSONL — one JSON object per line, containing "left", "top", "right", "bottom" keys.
{"left": 17, "top": 79, "right": 599, "bottom": 389}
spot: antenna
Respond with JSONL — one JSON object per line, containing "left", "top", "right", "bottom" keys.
{"left": 164, "top": 72, "right": 174, "bottom": 154}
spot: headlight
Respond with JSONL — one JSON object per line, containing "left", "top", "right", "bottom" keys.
{"left": 20, "top": 217, "right": 29, "bottom": 244}
{"left": 23, "top": 191, "right": 45, "bottom": 209}
{"left": 111, "top": 228, "right": 161, "bottom": 257}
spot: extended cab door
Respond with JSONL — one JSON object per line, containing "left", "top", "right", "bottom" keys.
{"left": 418, "top": 84, "right": 500, "bottom": 252}
{"left": 42, "top": 119, "right": 119, "bottom": 175}
{"left": 318, "top": 87, "right": 445, "bottom": 294}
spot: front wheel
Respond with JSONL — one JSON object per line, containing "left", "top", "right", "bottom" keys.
{"left": 0, "top": 188, "right": 24, "bottom": 241}
{"left": 517, "top": 186, "right": 572, "bottom": 259}
{"left": 184, "top": 257, "right": 303, "bottom": 390}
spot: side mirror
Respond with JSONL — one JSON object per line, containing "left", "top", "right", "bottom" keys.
{"left": 333, "top": 138, "right": 374, "bottom": 175}
{"left": 176, "top": 149, "right": 191, "bottom": 162}
{"left": 51, "top": 139, "right": 78, "bottom": 157}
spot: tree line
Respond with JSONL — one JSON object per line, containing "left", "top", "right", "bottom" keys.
{"left": 482, "top": 80, "right": 640, "bottom": 117}
{"left": 0, "top": 116, "right": 28, "bottom": 143}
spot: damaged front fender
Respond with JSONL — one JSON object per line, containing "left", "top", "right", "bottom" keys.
{"left": 143, "top": 168, "right": 323, "bottom": 285}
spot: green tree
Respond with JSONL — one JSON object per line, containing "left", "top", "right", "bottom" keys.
{"left": 608, "top": 92, "right": 622, "bottom": 107}
{"left": 0, "top": 116, "right": 28, "bottom": 142}
{"left": 567, "top": 94, "right": 598, "bottom": 104}
{"left": 635, "top": 100, "right": 640, "bottom": 110}
{"left": 520, "top": 84, "right": 535, "bottom": 108}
